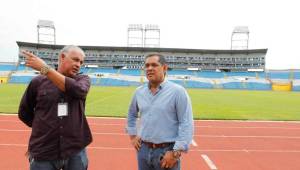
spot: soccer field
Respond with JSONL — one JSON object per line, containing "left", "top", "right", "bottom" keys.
{"left": 0, "top": 84, "right": 299, "bottom": 120}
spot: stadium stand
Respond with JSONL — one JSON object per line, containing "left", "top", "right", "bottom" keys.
{"left": 0, "top": 63, "right": 17, "bottom": 84}
{"left": 1, "top": 41, "right": 298, "bottom": 91}
{"left": 293, "top": 80, "right": 300, "bottom": 91}
{"left": 2, "top": 63, "right": 299, "bottom": 91}
{"left": 0, "top": 64, "right": 16, "bottom": 71}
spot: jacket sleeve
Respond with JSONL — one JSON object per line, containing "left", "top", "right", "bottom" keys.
{"left": 65, "top": 75, "right": 91, "bottom": 99}
{"left": 18, "top": 80, "right": 37, "bottom": 127}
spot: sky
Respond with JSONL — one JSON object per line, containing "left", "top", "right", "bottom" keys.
{"left": 0, "top": 0, "right": 299, "bottom": 69}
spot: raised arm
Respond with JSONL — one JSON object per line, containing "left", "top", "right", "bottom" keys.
{"left": 22, "top": 50, "right": 66, "bottom": 91}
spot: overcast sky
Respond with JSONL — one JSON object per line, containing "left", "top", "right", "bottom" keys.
{"left": 0, "top": 0, "right": 299, "bottom": 69}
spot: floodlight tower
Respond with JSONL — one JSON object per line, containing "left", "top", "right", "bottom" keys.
{"left": 231, "top": 26, "right": 249, "bottom": 50}
{"left": 127, "top": 24, "right": 144, "bottom": 47}
{"left": 37, "top": 20, "right": 56, "bottom": 44}
{"left": 144, "top": 24, "right": 160, "bottom": 48}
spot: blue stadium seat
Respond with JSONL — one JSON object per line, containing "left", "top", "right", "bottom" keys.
{"left": 9, "top": 75, "right": 35, "bottom": 83}
{"left": 0, "top": 64, "right": 17, "bottom": 71}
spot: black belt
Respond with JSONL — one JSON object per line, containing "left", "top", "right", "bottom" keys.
{"left": 142, "top": 141, "right": 174, "bottom": 149}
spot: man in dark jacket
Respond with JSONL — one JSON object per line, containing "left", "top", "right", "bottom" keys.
{"left": 18, "top": 45, "right": 92, "bottom": 170}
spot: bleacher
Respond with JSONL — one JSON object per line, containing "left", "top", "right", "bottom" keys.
{"left": 183, "top": 80, "right": 214, "bottom": 89}
{"left": 267, "top": 71, "right": 290, "bottom": 79}
{"left": 0, "top": 64, "right": 17, "bottom": 84}
{"left": 77, "top": 69, "right": 300, "bottom": 80}
{"left": 293, "top": 71, "right": 300, "bottom": 79}
{"left": 0, "top": 64, "right": 17, "bottom": 71}
{"left": 80, "top": 68, "right": 119, "bottom": 74}
{"left": 90, "top": 78, "right": 140, "bottom": 86}
{"left": 293, "top": 80, "right": 300, "bottom": 91}
{"left": 246, "top": 82, "right": 272, "bottom": 90}
{"left": 9, "top": 75, "right": 35, "bottom": 83}
{"left": 17, "top": 65, "right": 31, "bottom": 71}
{"left": 119, "top": 69, "right": 141, "bottom": 76}
{"left": 1, "top": 64, "right": 299, "bottom": 91}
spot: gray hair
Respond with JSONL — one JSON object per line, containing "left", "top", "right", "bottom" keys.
{"left": 59, "top": 45, "right": 85, "bottom": 57}
{"left": 144, "top": 53, "right": 167, "bottom": 65}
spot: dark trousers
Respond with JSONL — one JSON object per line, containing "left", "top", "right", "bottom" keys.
{"left": 29, "top": 149, "right": 88, "bottom": 170}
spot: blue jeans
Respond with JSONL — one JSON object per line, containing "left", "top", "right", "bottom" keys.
{"left": 137, "top": 143, "right": 180, "bottom": 170}
{"left": 29, "top": 149, "right": 88, "bottom": 170}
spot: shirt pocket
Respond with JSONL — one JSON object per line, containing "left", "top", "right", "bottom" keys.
{"left": 36, "top": 89, "right": 57, "bottom": 107}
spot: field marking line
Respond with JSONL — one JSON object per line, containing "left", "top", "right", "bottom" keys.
{"left": 192, "top": 139, "right": 198, "bottom": 147}
{"left": 92, "top": 132, "right": 127, "bottom": 135}
{"left": 0, "top": 129, "right": 30, "bottom": 132}
{"left": 2, "top": 129, "right": 300, "bottom": 140}
{"left": 2, "top": 143, "right": 300, "bottom": 153}
{"left": 0, "top": 143, "right": 135, "bottom": 150}
{"left": 243, "top": 149, "right": 249, "bottom": 153}
{"left": 89, "top": 123, "right": 125, "bottom": 126}
{"left": 194, "top": 149, "right": 300, "bottom": 153}
{"left": 0, "top": 120, "right": 20, "bottom": 123}
{"left": 88, "top": 116, "right": 127, "bottom": 120}
{"left": 2, "top": 119, "right": 300, "bottom": 130}
{"left": 194, "top": 119, "right": 300, "bottom": 123}
{"left": 201, "top": 154, "right": 218, "bottom": 170}
{"left": 0, "top": 113, "right": 18, "bottom": 116}
{"left": 194, "top": 126, "right": 300, "bottom": 130}
{"left": 0, "top": 143, "right": 27, "bottom": 147}
{"left": 88, "top": 146, "right": 133, "bottom": 150}
{"left": 193, "top": 134, "right": 300, "bottom": 139}
{"left": 3, "top": 114, "right": 300, "bottom": 123}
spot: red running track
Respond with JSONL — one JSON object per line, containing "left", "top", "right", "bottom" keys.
{"left": 1, "top": 114, "right": 300, "bottom": 170}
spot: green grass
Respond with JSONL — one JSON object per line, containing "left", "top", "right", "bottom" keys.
{"left": 1, "top": 84, "right": 300, "bottom": 120}
{"left": 86, "top": 86, "right": 136, "bottom": 117}
{"left": 0, "top": 84, "right": 27, "bottom": 113}
{"left": 189, "top": 89, "right": 300, "bottom": 120}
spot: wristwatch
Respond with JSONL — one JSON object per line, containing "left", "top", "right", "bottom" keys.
{"left": 172, "top": 150, "right": 181, "bottom": 159}
{"left": 40, "top": 65, "right": 52, "bottom": 75}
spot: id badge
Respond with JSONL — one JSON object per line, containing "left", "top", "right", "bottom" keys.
{"left": 58, "top": 103, "right": 68, "bottom": 117}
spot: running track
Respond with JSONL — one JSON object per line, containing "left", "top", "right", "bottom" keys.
{"left": 1, "top": 114, "right": 300, "bottom": 170}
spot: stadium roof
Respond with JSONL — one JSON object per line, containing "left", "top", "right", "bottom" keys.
{"left": 17, "top": 41, "right": 267, "bottom": 54}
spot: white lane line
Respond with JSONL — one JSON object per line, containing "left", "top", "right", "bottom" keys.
{"left": 76, "top": 133, "right": 300, "bottom": 139}
{"left": 88, "top": 146, "right": 133, "bottom": 150}
{"left": 194, "top": 119, "right": 300, "bottom": 123}
{"left": 2, "top": 114, "right": 300, "bottom": 123}
{"left": 2, "top": 115, "right": 300, "bottom": 129}
{"left": 193, "top": 134, "right": 300, "bottom": 139}
{"left": 89, "top": 123, "right": 125, "bottom": 126}
{"left": 0, "top": 143, "right": 135, "bottom": 150}
{"left": 88, "top": 117, "right": 127, "bottom": 120}
{"left": 0, "top": 120, "right": 20, "bottom": 123}
{"left": 1, "top": 143, "right": 300, "bottom": 153}
{"left": 194, "top": 126, "right": 300, "bottom": 130}
{"left": 93, "top": 132, "right": 127, "bottom": 135}
{"left": 243, "top": 149, "right": 249, "bottom": 153}
{"left": 193, "top": 149, "right": 300, "bottom": 153}
{"left": 201, "top": 154, "right": 217, "bottom": 170}
{"left": 2, "top": 120, "right": 300, "bottom": 130}
{"left": 191, "top": 139, "right": 198, "bottom": 147}
{"left": 0, "top": 129, "right": 30, "bottom": 132}
{"left": 0, "top": 114, "right": 18, "bottom": 116}
{"left": 0, "top": 143, "right": 27, "bottom": 147}
{"left": 2, "top": 129, "right": 300, "bottom": 140}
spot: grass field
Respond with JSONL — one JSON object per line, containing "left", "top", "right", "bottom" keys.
{"left": 1, "top": 84, "right": 300, "bottom": 120}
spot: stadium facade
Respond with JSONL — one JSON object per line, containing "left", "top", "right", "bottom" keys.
{"left": 17, "top": 41, "right": 267, "bottom": 72}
